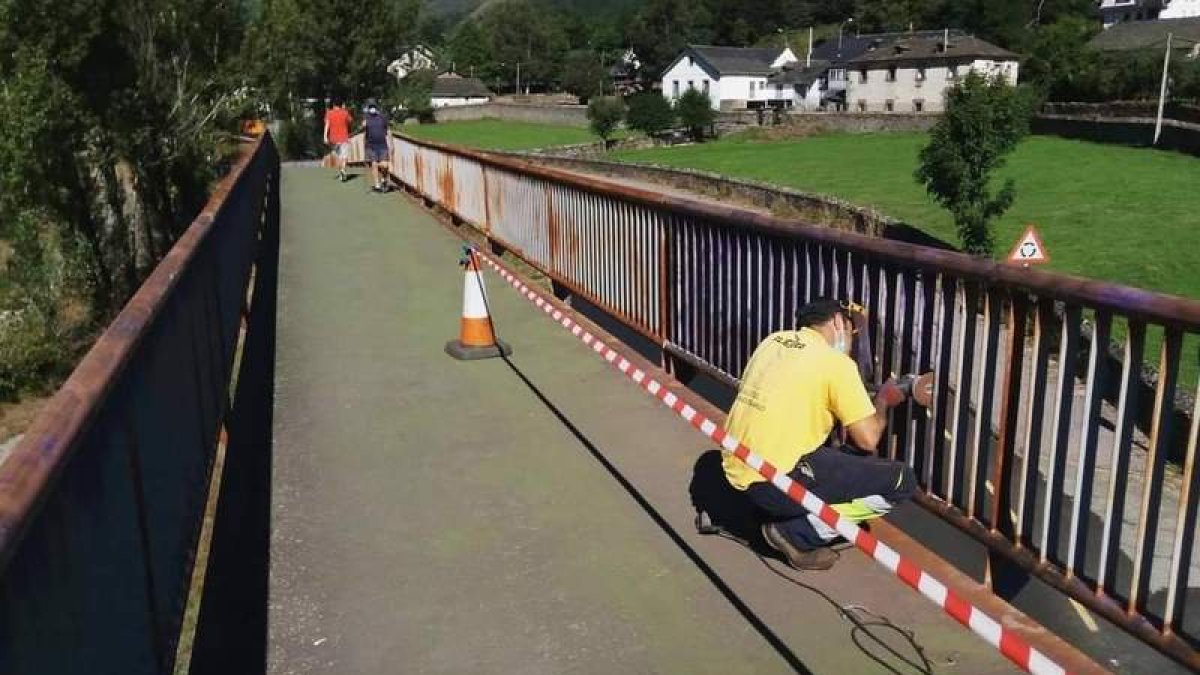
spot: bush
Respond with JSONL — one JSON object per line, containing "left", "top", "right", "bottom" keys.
{"left": 587, "top": 96, "right": 626, "bottom": 145}
{"left": 276, "top": 115, "right": 322, "bottom": 160}
{"left": 0, "top": 309, "right": 72, "bottom": 402}
{"left": 626, "top": 92, "right": 676, "bottom": 137}
{"left": 675, "top": 89, "right": 716, "bottom": 141}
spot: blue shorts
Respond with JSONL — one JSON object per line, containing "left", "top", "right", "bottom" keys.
{"left": 366, "top": 144, "right": 389, "bottom": 163}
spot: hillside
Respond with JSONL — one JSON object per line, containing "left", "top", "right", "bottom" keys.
{"left": 426, "top": 0, "right": 643, "bottom": 18}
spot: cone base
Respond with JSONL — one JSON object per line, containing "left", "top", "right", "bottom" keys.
{"left": 444, "top": 339, "right": 512, "bottom": 361}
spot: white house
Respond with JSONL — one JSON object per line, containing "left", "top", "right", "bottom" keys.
{"left": 1162, "top": 0, "right": 1200, "bottom": 18}
{"left": 764, "top": 61, "right": 828, "bottom": 110}
{"left": 660, "top": 45, "right": 798, "bottom": 111}
{"left": 1099, "top": 0, "right": 1200, "bottom": 27}
{"left": 845, "top": 34, "right": 1020, "bottom": 113}
{"left": 430, "top": 73, "right": 494, "bottom": 108}
{"left": 807, "top": 30, "right": 969, "bottom": 109}
{"left": 388, "top": 45, "right": 438, "bottom": 80}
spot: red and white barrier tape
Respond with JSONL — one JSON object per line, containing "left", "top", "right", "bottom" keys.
{"left": 475, "top": 250, "right": 1067, "bottom": 675}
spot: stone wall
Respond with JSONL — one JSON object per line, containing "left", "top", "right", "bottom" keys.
{"left": 1042, "top": 101, "right": 1200, "bottom": 125}
{"left": 433, "top": 102, "right": 591, "bottom": 127}
{"left": 433, "top": 102, "right": 940, "bottom": 138}
{"left": 1032, "top": 114, "right": 1200, "bottom": 156}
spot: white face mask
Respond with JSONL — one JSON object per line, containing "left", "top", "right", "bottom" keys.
{"left": 832, "top": 318, "right": 849, "bottom": 354}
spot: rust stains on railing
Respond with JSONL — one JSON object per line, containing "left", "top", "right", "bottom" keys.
{"left": 397, "top": 132, "right": 1200, "bottom": 331}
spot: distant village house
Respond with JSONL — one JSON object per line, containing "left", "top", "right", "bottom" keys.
{"left": 430, "top": 73, "right": 494, "bottom": 108}
{"left": 660, "top": 46, "right": 800, "bottom": 111}
{"left": 847, "top": 34, "right": 1020, "bottom": 113}
{"left": 388, "top": 45, "right": 438, "bottom": 80}
{"left": 1099, "top": 0, "right": 1200, "bottom": 28}
{"left": 659, "top": 31, "right": 1018, "bottom": 114}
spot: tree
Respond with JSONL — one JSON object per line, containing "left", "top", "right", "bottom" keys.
{"left": 915, "top": 72, "right": 1033, "bottom": 256}
{"left": 587, "top": 96, "right": 626, "bottom": 146}
{"left": 675, "top": 88, "right": 716, "bottom": 142}
{"left": 626, "top": 92, "right": 676, "bottom": 137}
{"left": 625, "top": 0, "right": 712, "bottom": 85}
{"left": 1020, "top": 15, "right": 1099, "bottom": 99}
{"left": 0, "top": 0, "right": 248, "bottom": 398}
{"left": 445, "top": 19, "right": 490, "bottom": 78}
{"left": 561, "top": 50, "right": 610, "bottom": 103}
{"left": 389, "top": 69, "right": 436, "bottom": 122}
{"left": 478, "top": 0, "right": 569, "bottom": 92}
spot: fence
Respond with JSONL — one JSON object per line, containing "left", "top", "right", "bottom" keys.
{"left": 382, "top": 131, "right": 1200, "bottom": 669}
{"left": 0, "top": 135, "right": 280, "bottom": 674}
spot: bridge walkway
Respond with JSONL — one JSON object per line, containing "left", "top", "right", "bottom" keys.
{"left": 268, "top": 165, "right": 1017, "bottom": 674}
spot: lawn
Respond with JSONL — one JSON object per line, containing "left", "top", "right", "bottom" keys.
{"left": 400, "top": 119, "right": 619, "bottom": 151}
{"left": 613, "top": 133, "right": 1200, "bottom": 302}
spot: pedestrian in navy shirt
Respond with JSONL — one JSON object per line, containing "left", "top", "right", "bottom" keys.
{"left": 363, "top": 99, "right": 392, "bottom": 192}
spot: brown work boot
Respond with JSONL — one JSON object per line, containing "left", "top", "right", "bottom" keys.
{"left": 761, "top": 523, "right": 837, "bottom": 571}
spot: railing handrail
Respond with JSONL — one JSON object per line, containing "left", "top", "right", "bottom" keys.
{"left": 392, "top": 130, "right": 1200, "bottom": 330}
{"left": 0, "top": 136, "right": 267, "bottom": 573}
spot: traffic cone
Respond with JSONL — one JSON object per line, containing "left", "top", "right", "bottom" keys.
{"left": 445, "top": 248, "right": 512, "bottom": 361}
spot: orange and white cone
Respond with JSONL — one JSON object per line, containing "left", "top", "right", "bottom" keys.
{"left": 445, "top": 250, "right": 512, "bottom": 360}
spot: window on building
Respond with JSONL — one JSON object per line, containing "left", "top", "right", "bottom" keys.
{"left": 947, "top": 65, "right": 958, "bottom": 80}
{"left": 857, "top": 100, "right": 867, "bottom": 112}
{"left": 915, "top": 67, "right": 926, "bottom": 82}
{"left": 750, "top": 81, "right": 756, "bottom": 96}
{"left": 688, "top": 56, "right": 695, "bottom": 67}
{"left": 688, "top": 80, "right": 694, "bottom": 91}
{"left": 859, "top": 69, "right": 868, "bottom": 83}
{"left": 885, "top": 100, "right": 894, "bottom": 112}
{"left": 886, "top": 66, "right": 897, "bottom": 82}
{"left": 673, "top": 80, "right": 680, "bottom": 97}
{"left": 703, "top": 80, "right": 710, "bottom": 95}
{"left": 914, "top": 99, "right": 924, "bottom": 112}
{"left": 776, "top": 83, "right": 783, "bottom": 97}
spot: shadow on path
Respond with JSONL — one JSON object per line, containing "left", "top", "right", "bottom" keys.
{"left": 501, "top": 352, "right": 942, "bottom": 675}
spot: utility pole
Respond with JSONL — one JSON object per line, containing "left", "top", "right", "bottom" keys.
{"left": 1155, "top": 32, "right": 1173, "bottom": 145}
{"left": 807, "top": 26, "right": 813, "bottom": 68}
{"left": 516, "top": 61, "right": 521, "bottom": 96}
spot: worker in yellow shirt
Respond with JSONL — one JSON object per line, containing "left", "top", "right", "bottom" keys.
{"left": 723, "top": 297, "right": 916, "bottom": 570}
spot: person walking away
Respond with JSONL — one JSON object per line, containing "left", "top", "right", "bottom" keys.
{"left": 324, "top": 98, "right": 353, "bottom": 182}
{"left": 723, "top": 297, "right": 917, "bottom": 570}
{"left": 363, "top": 99, "right": 392, "bottom": 193}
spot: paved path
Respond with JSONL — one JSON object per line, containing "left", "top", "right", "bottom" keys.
{"left": 269, "top": 166, "right": 1018, "bottom": 674}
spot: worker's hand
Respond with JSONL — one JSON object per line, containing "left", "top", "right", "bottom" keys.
{"left": 877, "top": 376, "right": 909, "bottom": 409}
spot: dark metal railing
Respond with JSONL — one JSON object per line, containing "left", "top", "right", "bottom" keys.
{"left": 0, "top": 134, "right": 280, "bottom": 674}
{"left": 382, "top": 130, "right": 1200, "bottom": 669}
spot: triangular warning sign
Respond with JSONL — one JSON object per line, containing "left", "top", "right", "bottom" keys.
{"left": 1007, "top": 225, "right": 1050, "bottom": 265}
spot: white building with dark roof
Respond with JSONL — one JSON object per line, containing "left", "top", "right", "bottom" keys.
{"left": 660, "top": 45, "right": 799, "bottom": 110}
{"left": 388, "top": 45, "right": 438, "bottom": 80}
{"left": 1099, "top": 0, "right": 1200, "bottom": 27}
{"left": 430, "top": 73, "right": 494, "bottom": 108}
{"left": 846, "top": 34, "right": 1020, "bottom": 113}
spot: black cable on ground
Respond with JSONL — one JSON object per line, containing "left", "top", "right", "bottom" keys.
{"left": 707, "top": 527, "right": 935, "bottom": 675}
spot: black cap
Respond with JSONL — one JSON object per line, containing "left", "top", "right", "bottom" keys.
{"left": 798, "top": 297, "right": 860, "bottom": 328}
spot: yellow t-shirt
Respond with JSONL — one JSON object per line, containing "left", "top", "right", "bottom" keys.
{"left": 722, "top": 328, "right": 876, "bottom": 491}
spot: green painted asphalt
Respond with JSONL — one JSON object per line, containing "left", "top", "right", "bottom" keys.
{"left": 267, "top": 166, "right": 1018, "bottom": 674}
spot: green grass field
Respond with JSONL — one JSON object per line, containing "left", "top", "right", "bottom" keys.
{"left": 400, "top": 118, "right": 620, "bottom": 151}
{"left": 614, "top": 133, "right": 1200, "bottom": 302}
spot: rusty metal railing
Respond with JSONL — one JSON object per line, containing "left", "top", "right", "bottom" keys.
{"left": 0, "top": 135, "right": 280, "bottom": 674}
{"left": 382, "top": 130, "right": 1200, "bottom": 668}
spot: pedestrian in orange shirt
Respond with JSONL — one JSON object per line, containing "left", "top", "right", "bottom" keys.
{"left": 324, "top": 98, "right": 353, "bottom": 182}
